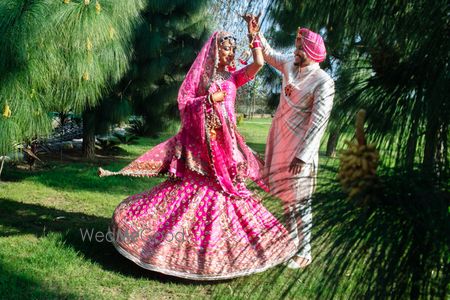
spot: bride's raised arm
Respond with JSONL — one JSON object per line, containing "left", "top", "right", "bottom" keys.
{"left": 241, "top": 13, "right": 264, "bottom": 79}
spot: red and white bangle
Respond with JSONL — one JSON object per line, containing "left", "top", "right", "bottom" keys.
{"left": 251, "top": 41, "right": 262, "bottom": 49}
{"left": 250, "top": 35, "right": 262, "bottom": 49}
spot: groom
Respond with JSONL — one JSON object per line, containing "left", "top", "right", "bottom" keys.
{"left": 244, "top": 15, "right": 335, "bottom": 268}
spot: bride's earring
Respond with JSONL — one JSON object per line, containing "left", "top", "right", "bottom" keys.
{"left": 238, "top": 50, "right": 251, "bottom": 65}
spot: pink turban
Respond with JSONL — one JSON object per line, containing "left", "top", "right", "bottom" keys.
{"left": 297, "top": 28, "right": 327, "bottom": 63}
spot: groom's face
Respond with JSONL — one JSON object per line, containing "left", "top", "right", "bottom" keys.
{"left": 294, "top": 35, "right": 307, "bottom": 66}
{"left": 293, "top": 46, "right": 308, "bottom": 66}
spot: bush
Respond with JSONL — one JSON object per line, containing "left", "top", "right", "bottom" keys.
{"left": 127, "top": 118, "right": 155, "bottom": 137}
{"left": 112, "top": 132, "right": 139, "bottom": 145}
{"left": 95, "top": 138, "right": 121, "bottom": 154}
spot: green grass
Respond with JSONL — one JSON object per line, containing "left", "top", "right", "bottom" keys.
{"left": 0, "top": 120, "right": 376, "bottom": 299}
{"left": 237, "top": 118, "right": 273, "bottom": 154}
{"left": 0, "top": 120, "right": 333, "bottom": 299}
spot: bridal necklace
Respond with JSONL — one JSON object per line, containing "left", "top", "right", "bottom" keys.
{"left": 213, "top": 68, "right": 231, "bottom": 82}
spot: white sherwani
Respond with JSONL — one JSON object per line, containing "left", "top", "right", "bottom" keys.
{"left": 259, "top": 33, "right": 335, "bottom": 260}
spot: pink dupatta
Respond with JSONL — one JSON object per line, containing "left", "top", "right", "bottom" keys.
{"left": 99, "top": 32, "right": 267, "bottom": 198}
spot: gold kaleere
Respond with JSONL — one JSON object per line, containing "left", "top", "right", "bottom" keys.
{"left": 82, "top": 71, "right": 90, "bottom": 81}
{"left": 337, "top": 110, "right": 380, "bottom": 206}
{"left": 2, "top": 103, "right": 12, "bottom": 118}
{"left": 210, "top": 129, "right": 217, "bottom": 140}
{"left": 95, "top": 1, "right": 101, "bottom": 14}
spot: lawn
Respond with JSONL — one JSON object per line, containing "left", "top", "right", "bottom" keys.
{"left": 0, "top": 119, "right": 349, "bottom": 300}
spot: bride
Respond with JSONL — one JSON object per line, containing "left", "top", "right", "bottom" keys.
{"left": 99, "top": 30, "right": 296, "bottom": 280}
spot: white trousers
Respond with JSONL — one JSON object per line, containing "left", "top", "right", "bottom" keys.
{"left": 274, "top": 163, "right": 316, "bottom": 261}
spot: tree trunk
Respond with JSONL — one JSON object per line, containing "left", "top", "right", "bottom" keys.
{"left": 325, "top": 130, "right": 340, "bottom": 157}
{"left": 82, "top": 108, "right": 96, "bottom": 160}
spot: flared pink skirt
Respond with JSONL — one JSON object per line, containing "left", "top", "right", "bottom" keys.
{"left": 110, "top": 170, "right": 296, "bottom": 280}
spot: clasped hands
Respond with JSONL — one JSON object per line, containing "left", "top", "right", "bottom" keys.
{"left": 242, "top": 13, "right": 261, "bottom": 35}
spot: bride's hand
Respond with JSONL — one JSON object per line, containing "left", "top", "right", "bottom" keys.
{"left": 210, "top": 91, "right": 226, "bottom": 103}
{"left": 242, "top": 13, "right": 261, "bottom": 34}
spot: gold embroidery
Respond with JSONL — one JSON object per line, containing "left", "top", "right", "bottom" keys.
{"left": 122, "top": 160, "right": 165, "bottom": 176}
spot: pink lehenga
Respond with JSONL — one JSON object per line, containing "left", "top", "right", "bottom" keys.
{"left": 100, "top": 32, "right": 297, "bottom": 280}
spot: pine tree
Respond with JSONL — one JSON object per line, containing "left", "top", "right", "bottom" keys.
{"left": 0, "top": 0, "right": 144, "bottom": 161}
{"left": 268, "top": 0, "right": 449, "bottom": 181}
{"left": 125, "top": 0, "right": 210, "bottom": 136}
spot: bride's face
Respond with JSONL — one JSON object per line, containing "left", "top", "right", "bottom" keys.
{"left": 218, "top": 39, "right": 236, "bottom": 68}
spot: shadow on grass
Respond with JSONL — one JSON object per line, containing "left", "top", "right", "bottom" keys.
{"left": 0, "top": 167, "right": 448, "bottom": 298}
{"left": 0, "top": 262, "right": 79, "bottom": 299}
{"left": 0, "top": 198, "right": 217, "bottom": 286}
{"left": 2, "top": 162, "right": 164, "bottom": 197}
{"left": 245, "top": 142, "right": 266, "bottom": 156}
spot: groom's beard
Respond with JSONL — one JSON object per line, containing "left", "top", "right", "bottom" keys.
{"left": 293, "top": 55, "right": 306, "bottom": 67}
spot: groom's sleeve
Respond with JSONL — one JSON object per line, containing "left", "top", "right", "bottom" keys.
{"left": 295, "top": 76, "right": 335, "bottom": 164}
{"left": 257, "top": 32, "right": 290, "bottom": 73}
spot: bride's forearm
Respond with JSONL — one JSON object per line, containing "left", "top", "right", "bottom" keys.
{"left": 251, "top": 47, "right": 264, "bottom": 66}
{"left": 245, "top": 43, "right": 264, "bottom": 78}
